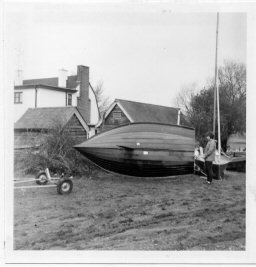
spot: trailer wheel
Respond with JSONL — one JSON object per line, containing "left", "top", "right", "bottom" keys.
{"left": 36, "top": 171, "right": 48, "bottom": 185}
{"left": 57, "top": 179, "right": 73, "bottom": 195}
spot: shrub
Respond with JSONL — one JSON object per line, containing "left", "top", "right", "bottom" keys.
{"left": 16, "top": 122, "right": 98, "bottom": 177}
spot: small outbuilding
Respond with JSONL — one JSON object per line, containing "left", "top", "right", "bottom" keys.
{"left": 14, "top": 106, "right": 89, "bottom": 150}
{"left": 96, "top": 99, "right": 191, "bottom": 132}
{"left": 227, "top": 133, "right": 246, "bottom": 152}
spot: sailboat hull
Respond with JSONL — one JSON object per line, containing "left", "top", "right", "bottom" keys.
{"left": 195, "top": 155, "right": 230, "bottom": 179}
{"left": 226, "top": 154, "right": 246, "bottom": 172}
{"left": 74, "top": 123, "right": 195, "bottom": 177}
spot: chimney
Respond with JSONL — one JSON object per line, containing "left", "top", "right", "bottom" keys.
{"left": 58, "top": 68, "right": 68, "bottom": 87}
{"left": 76, "top": 65, "right": 91, "bottom": 123}
{"left": 14, "top": 69, "right": 23, "bottom": 86}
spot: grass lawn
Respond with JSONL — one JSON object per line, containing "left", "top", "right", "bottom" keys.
{"left": 14, "top": 171, "right": 245, "bottom": 250}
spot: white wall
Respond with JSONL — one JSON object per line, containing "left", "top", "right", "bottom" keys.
{"left": 37, "top": 88, "right": 66, "bottom": 107}
{"left": 14, "top": 85, "right": 100, "bottom": 127}
{"left": 14, "top": 86, "right": 67, "bottom": 123}
{"left": 89, "top": 87, "right": 100, "bottom": 125}
{"left": 14, "top": 88, "right": 35, "bottom": 123}
{"left": 72, "top": 84, "right": 80, "bottom": 107}
{"left": 89, "top": 127, "right": 96, "bottom": 138}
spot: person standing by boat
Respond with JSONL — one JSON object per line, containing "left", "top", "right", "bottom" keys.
{"left": 203, "top": 132, "right": 216, "bottom": 184}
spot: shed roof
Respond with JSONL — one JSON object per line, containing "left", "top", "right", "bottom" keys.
{"left": 14, "top": 107, "right": 88, "bottom": 131}
{"left": 116, "top": 99, "right": 179, "bottom": 124}
{"left": 227, "top": 133, "right": 246, "bottom": 144}
{"left": 104, "top": 99, "right": 191, "bottom": 126}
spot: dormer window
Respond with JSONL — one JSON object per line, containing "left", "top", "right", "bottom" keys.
{"left": 14, "top": 92, "right": 22, "bottom": 104}
{"left": 67, "top": 93, "right": 72, "bottom": 106}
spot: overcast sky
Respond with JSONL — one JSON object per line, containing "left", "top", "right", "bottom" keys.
{"left": 4, "top": 2, "right": 246, "bottom": 107}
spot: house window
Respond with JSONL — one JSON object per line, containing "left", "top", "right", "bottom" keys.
{"left": 14, "top": 92, "right": 22, "bottom": 104}
{"left": 67, "top": 93, "right": 72, "bottom": 106}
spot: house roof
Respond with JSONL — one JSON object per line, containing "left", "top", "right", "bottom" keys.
{"left": 23, "top": 77, "right": 59, "bottom": 87}
{"left": 14, "top": 107, "right": 89, "bottom": 132}
{"left": 105, "top": 99, "right": 180, "bottom": 125}
{"left": 14, "top": 84, "right": 77, "bottom": 93}
{"left": 21, "top": 75, "right": 79, "bottom": 89}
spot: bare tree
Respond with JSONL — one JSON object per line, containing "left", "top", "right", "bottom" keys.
{"left": 175, "top": 83, "right": 196, "bottom": 116}
{"left": 175, "top": 61, "right": 246, "bottom": 149}
{"left": 218, "top": 60, "right": 246, "bottom": 102}
{"left": 93, "top": 81, "right": 112, "bottom": 115}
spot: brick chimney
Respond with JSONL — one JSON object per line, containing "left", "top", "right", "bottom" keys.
{"left": 76, "top": 65, "right": 91, "bottom": 123}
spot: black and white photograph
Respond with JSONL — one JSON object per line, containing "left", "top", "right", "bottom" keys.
{"left": 1, "top": 0, "right": 256, "bottom": 264}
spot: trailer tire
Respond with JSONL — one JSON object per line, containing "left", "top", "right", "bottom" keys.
{"left": 36, "top": 171, "right": 48, "bottom": 185}
{"left": 57, "top": 179, "right": 73, "bottom": 195}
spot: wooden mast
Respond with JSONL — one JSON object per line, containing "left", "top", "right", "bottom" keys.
{"left": 214, "top": 13, "right": 221, "bottom": 169}
{"left": 213, "top": 13, "right": 219, "bottom": 138}
{"left": 216, "top": 14, "right": 221, "bottom": 161}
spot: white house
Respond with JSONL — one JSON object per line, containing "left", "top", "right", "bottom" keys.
{"left": 14, "top": 65, "right": 100, "bottom": 137}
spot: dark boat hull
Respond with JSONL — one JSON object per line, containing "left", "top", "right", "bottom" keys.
{"left": 74, "top": 123, "right": 195, "bottom": 177}
{"left": 195, "top": 155, "right": 230, "bottom": 179}
{"left": 226, "top": 155, "right": 246, "bottom": 172}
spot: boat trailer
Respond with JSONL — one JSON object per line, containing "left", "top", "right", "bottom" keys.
{"left": 14, "top": 168, "right": 73, "bottom": 195}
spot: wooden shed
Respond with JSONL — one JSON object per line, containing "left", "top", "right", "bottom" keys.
{"left": 227, "top": 133, "right": 246, "bottom": 152}
{"left": 14, "top": 106, "right": 89, "bottom": 150}
{"left": 97, "top": 99, "right": 191, "bottom": 132}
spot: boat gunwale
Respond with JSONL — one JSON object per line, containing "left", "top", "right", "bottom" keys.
{"left": 76, "top": 146, "right": 195, "bottom": 153}
{"left": 74, "top": 122, "right": 195, "bottom": 147}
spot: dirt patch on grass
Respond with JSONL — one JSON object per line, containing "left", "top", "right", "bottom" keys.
{"left": 14, "top": 171, "right": 245, "bottom": 250}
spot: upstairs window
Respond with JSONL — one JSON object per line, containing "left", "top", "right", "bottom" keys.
{"left": 14, "top": 92, "right": 22, "bottom": 104}
{"left": 67, "top": 93, "right": 72, "bottom": 106}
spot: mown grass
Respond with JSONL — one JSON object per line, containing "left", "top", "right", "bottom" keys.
{"left": 14, "top": 171, "right": 245, "bottom": 250}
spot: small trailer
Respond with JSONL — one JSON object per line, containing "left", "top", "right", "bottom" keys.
{"left": 14, "top": 168, "right": 73, "bottom": 195}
